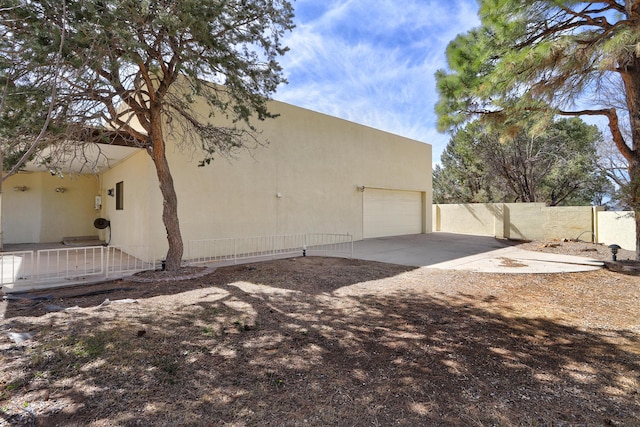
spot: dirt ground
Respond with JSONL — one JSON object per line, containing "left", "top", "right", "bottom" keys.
{"left": 1, "top": 240, "right": 639, "bottom": 426}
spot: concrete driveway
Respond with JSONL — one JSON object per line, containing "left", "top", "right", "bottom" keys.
{"left": 353, "top": 233, "right": 603, "bottom": 273}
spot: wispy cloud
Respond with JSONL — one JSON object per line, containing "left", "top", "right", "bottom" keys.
{"left": 276, "top": 0, "right": 479, "bottom": 162}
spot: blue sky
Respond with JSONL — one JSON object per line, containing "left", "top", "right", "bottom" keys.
{"left": 275, "top": 0, "right": 480, "bottom": 165}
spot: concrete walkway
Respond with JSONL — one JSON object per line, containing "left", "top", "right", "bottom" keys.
{"left": 353, "top": 233, "right": 603, "bottom": 273}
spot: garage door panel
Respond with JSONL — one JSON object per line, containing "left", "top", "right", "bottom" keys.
{"left": 363, "top": 189, "right": 422, "bottom": 238}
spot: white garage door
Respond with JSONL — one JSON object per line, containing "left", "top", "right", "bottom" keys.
{"left": 363, "top": 189, "right": 423, "bottom": 238}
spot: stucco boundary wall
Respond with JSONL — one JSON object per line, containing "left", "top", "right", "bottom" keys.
{"left": 433, "top": 203, "right": 635, "bottom": 251}
{"left": 596, "top": 210, "right": 636, "bottom": 251}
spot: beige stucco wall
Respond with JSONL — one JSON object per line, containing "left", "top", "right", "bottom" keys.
{"left": 505, "top": 204, "right": 593, "bottom": 241}
{"left": 2, "top": 172, "right": 100, "bottom": 244}
{"left": 543, "top": 205, "right": 595, "bottom": 241}
{"left": 102, "top": 99, "right": 432, "bottom": 259}
{"left": 502, "top": 203, "right": 547, "bottom": 240}
{"left": 596, "top": 211, "right": 635, "bottom": 251}
{"left": 433, "top": 203, "right": 595, "bottom": 241}
{"left": 99, "top": 149, "right": 157, "bottom": 256}
{"left": 2, "top": 173, "right": 42, "bottom": 244}
{"left": 433, "top": 203, "right": 504, "bottom": 237}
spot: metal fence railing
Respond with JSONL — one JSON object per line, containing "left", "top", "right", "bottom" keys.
{"left": 188, "top": 234, "right": 304, "bottom": 264}
{"left": 304, "top": 233, "right": 354, "bottom": 258}
{"left": 187, "top": 233, "right": 353, "bottom": 265}
{"left": 35, "top": 246, "right": 105, "bottom": 282}
{"left": 0, "top": 233, "right": 354, "bottom": 291}
{"left": 0, "top": 251, "right": 34, "bottom": 289}
{"left": 0, "top": 246, "right": 152, "bottom": 291}
{"left": 106, "top": 245, "right": 157, "bottom": 276}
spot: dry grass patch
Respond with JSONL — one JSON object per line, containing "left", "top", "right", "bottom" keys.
{"left": 1, "top": 249, "right": 639, "bottom": 426}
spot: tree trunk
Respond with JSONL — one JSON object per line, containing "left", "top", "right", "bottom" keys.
{"left": 148, "top": 106, "right": 183, "bottom": 271}
{"left": 618, "top": 48, "right": 640, "bottom": 260}
{"left": 636, "top": 205, "right": 640, "bottom": 261}
{"left": 630, "top": 160, "right": 640, "bottom": 261}
{"left": 627, "top": 92, "right": 640, "bottom": 261}
{"left": 0, "top": 188, "right": 3, "bottom": 251}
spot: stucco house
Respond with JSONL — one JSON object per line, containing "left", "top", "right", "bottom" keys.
{"left": 3, "top": 98, "right": 432, "bottom": 259}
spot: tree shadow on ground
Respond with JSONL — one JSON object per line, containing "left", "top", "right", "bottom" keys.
{"left": 0, "top": 258, "right": 414, "bottom": 319}
{"left": 1, "top": 257, "right": 639, "bottom": 426}
{"left": 605, "top": 260, "right": 640, "bottom": 277}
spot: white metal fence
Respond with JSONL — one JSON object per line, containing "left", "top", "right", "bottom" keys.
{"left": 0, "top": 245, "right": 162, "bottom": 292}
{"left": 0, "top": 251, "right": 34, "bottom": 289}
{"left": 0, "top": 233, "right": 353, "bottom": 292}
{"left": 106, "top": 245, "right": 158, "bottom": 276}
{"left": 304, "top": 233, "right": 354, "bottom": 257}
{"left": 36, "top": 246, "right": 105, "bottom": 282}
{"left": 187, "top": 233, "right": 353, "bottom": 265}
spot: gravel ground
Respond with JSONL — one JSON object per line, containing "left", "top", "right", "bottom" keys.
{"left": 516, "top": 239, "right": 635, "bottom": 261}
{"left": 0, "top": 240, "right": 638, "bottom": 426}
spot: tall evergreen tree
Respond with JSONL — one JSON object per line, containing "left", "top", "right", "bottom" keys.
{"left": 434, "top": 119, "right": 608, "bottom": 206}
{"left": 433, "top": 121, "right": 495, "bottom": 204}
{"left": 436, "top": 0, "right": 640, "bottom": 258}
{"left": 1, "top": 0, "right": 294, "bottom": 269}
{"left": 1, "top": 1, "right": 68, "bottom": 249}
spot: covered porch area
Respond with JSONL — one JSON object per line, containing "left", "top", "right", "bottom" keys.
{"left": 2, "top": 142, "right": 141, "bottom": 248}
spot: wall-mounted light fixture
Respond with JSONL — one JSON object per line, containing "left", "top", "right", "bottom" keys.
{"left": 55, "top": 187, "right": 66, "bottom": 193}
{"left": 356, "top": 185, "right": 366, "bottom": 192}
{"left": 13, "top": 186, "right": 27, "bottom": 192}
{"left": 107, "top": 188, "right": 115, "bottom": 197}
